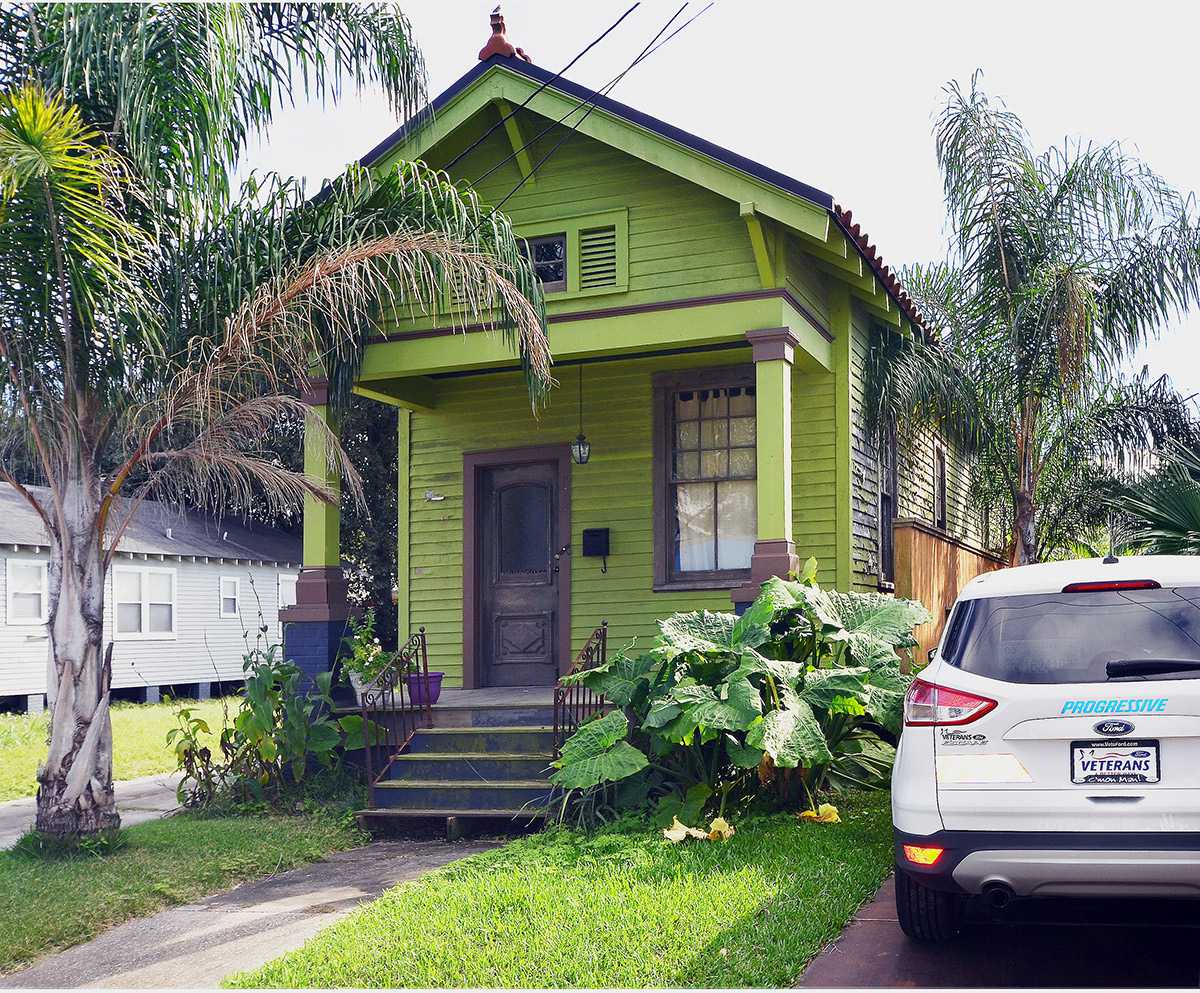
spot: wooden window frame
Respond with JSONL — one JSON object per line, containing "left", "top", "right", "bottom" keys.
{"left": 219, "top": 576, "right": 240, "bottom": 619}
{"left": 515, "top": 208, "right": 628, "bottom": 301}
{"left": 652, "top": 365, "right": 756, "bottom": 592}
{"left": 277, "top": 573, "right": 298, "bottom": 610}
{"left": 113, "top": 564, "right": 177, "bottom": 641}
{"left": 934, "top": 444, "right": 948, "bottom": 532}
{"left": 878, "top": 426, "right": 898, "bottom": 589}
{"left": 6, "top": 557, "right": 47, "bottom": 626}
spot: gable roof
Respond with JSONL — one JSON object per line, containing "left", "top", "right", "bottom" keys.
{"left": 361, "top": 54, "right": 928, "bottom": 335}
{"left": 0, "top": 485, "right": 301, "bottom": 564}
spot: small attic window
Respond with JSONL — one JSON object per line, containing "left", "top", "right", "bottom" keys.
{"left": 524, "top": 233, "right": 566, "bottom": 292}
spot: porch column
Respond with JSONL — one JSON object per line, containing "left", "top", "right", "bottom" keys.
{"left": 281, "top": 380, "right": 350, "bottom": 694}
{"left": 732, "top": 327, "right": 799, "bottom": 607}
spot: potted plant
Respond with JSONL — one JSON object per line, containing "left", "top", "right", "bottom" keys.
{"left": 340, "top": 610, "right": 393, "bottom": 706}
{"left": 407, "top": 666, "right": 444, "bottom": 706}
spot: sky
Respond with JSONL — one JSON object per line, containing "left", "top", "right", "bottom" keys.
{"left": 242, "top": 0, "right": 1200, "bottom": 395}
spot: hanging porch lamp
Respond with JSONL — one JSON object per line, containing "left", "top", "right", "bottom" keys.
{"left": 570, "top": 364, "right": 591, "bottom": 465}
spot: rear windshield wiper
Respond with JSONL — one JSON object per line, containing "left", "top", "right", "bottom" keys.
{"left": 1106, "top": 658, "right": 1200, "bottom": 678}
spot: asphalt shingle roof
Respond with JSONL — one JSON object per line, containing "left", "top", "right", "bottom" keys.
{"left": 0, "top": 485, "right": 301, "bottom": 563}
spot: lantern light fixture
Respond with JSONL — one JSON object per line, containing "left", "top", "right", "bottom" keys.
{"left": 571, "top": 364, "right": 591, "bottom": 465}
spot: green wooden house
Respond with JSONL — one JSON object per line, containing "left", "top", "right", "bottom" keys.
{"left": 282, "top": 15, "right": 997, "bottom": 823}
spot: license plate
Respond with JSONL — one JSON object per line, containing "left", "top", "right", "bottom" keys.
{"left": 1071, "top": 739, "right": 1160, "bottom": 784}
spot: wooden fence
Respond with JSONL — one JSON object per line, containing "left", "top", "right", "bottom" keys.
{"left": 892, "top": 519, "right": 1006, "bottom": 663}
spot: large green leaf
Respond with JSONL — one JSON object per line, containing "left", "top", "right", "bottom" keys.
{"left": 550, "top": 710, "right": 648, "bottom": 789}
{"left": 827, "top": 729, "right": 896, "bottom": 791}
{"left": 564, "top": 652, "right": 659, "bottom": 707}
{"left": 657, "top": 610, "right": 738, "bottom": 653}
{"left": 659, "top": 674, "right": 763, "bottom": 742}
{"left": 746, "top": 701, "right": 832, "bottom": 769}
{"left": 801, "top": 668, "right": 870, "bottom": 711}
{"left": 863, "top": 666, "right": 913, "bottom": 734}
{"left": 731, "top": 577, "right": 802, "bottom": 646}
{"left": 800, "top": 588, "right": 932, "bottom": 667}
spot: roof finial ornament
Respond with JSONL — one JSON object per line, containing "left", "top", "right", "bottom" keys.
{"left": 478, "top": 4, "right": 532, "bottom": 63}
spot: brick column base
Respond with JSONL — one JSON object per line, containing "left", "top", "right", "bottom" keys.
{"left": 730, "top": 539, "right": 800, "bottom": 608}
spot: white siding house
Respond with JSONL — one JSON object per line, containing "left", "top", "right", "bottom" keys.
{"left": 0, "top": 486, "right": 301, "bottom": 711}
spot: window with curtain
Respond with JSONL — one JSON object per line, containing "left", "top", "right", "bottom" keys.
{"left": 655, "top": 369, "right": 757, "bottom": 588}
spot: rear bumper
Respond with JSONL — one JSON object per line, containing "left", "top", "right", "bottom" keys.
{"left": 895, "top": 828, "right": 1200, "bottom": 897}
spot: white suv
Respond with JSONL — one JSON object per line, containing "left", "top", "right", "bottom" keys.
{"left": 892, "top": 555, "right": 1200, "bottom": 942}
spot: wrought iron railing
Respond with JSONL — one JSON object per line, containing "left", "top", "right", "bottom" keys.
{"left": 553, "top": 620, "right": 608, "bottom": 757}
{"left": 360, "top": 626, "right": 433, "bottom": 804}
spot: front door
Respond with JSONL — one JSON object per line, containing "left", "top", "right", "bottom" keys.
{"left": 479, "top": 461, "right": 562, "bottom": 686}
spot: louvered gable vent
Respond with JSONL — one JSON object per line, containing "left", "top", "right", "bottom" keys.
{"left": 578, "top": 224, "right": 618, "bottom": 290}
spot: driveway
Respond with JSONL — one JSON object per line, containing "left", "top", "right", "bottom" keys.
{"left": 0, "top": 773, "right": 181, "bottom": 849}
{"left": 799, "top": 875, "right": 1200, "bottom": 988}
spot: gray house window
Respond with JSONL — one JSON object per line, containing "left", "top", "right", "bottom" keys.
{"left": 878, "top": 427, "right": 897, "bottom": 586}
{"left": 934, "top": 447, "right": 948, "bottom": 531}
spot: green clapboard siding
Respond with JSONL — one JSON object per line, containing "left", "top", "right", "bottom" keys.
{"left": 404, "top": 351, "right": 836, "bottom": 687}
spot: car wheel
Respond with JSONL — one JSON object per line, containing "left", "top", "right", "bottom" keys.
{"left": 895, "top": 866, "right": 966, "bottom": 942}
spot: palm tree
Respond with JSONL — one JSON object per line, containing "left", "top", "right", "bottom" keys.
{"left": 1113, "top": 443, "right": 1200, "bottom": 554}
{"left": 868, "top": 74, "right": 1200, "bottom": 565}
{"left": 0, "top": 4, "right": 550, "bottom": 838}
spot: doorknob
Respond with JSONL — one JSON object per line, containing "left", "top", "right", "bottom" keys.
{"left": 554, "top": 544, "right": 571, "bottom": 559}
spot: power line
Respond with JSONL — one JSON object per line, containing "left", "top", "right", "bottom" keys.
{"left": 487, "top": 2, "right": 713, "bottom": 216}
{"left": 443, "top": 3, "right": 642, "bottom": 175}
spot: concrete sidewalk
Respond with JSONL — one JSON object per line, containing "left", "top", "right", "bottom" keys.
{"left": 0, "top": 837, "right": 497, "bottom": 988}
{"left": 799, "top": 875, "right": 1200, "bottom": 987}
{"left": 0, "top": 773, "right": 182, "bottom": 849}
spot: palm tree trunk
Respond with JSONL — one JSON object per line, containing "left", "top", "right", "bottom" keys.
{"left": 1011, "top": 489, "right": 1038, "bottom": 566}
{"left": 35, "top": 478, "right": 119, "bottom": 837}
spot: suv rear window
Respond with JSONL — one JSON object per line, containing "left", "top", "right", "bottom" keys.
{"left": 943, "top": 586, "right": 1200, "bottom": 684}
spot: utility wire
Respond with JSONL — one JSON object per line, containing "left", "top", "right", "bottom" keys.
{"left": 443, "top": 3, "right": 642, "bottom": 174}
{"left": 470, "top": 2, "right": 714, "bottom": 196}
{"left": 488, "top": 2, "right": 712, "bottom": 216}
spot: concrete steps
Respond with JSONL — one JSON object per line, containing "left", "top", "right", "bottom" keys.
{"left": 358, "top": 703, "right": 557, "bottom": 833}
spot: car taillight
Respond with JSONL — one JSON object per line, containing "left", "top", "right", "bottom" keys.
{"left": 1062, "top": 579, "right": 1160, "bottom": 593}
{"left": 902, "top": 844, "right": 944, "bottom": 866}
{"left": 904, "top": 678, "right": 997, "bottom": 726}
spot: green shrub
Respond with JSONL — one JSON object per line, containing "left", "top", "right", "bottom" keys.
{"left": 550, "top": 558, "right": 930, "bottom": 825}
{"left": 169, "top": 633, "right": 368, "bottom": 809}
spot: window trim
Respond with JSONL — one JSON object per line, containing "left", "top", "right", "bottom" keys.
{"left": 934, "top": 444, "right": 948, "bottom": 532}
{"left": 515, "top": 208, "right": 629, "bottom": 300}
{"left": 878, "top": 426, "right": 898, "bottom": 588}
{"left": 113, "top": 564, "right": 177, "bottom": 641}
{"left": 6, "top": 557, "right": 47, "bottom": 626}
{"left": 219, "top": 575, "right": 240, "bottom": 619}
{"left": 652, "top": 365, "right": 757, "bottom": 592}
{"left": 278, "top": 573, "right": 298, "bottom": 611}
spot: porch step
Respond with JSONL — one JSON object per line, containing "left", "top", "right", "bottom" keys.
{"left": 389, "top": 751, "right": 552, "bottom": 781}
{"left": 373, "top": 778, "right": 553, "bottom": 812}
{"left": 356, "top": 807, "right": 545, "bottom": 827}
{"left": 404, "top": 726, "right": 556, "bottom": 755}
{"left": 423, "top": 703, "right": 556, "bottom": 728}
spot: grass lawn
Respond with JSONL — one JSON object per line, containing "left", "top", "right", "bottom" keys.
{"left": 0, "top": 699, "right": 227, "bottom": 801}
{"left": 228, "top": 792, "right": 894, "bottom": 989}
{"left": 0, "top": 805, "right": 366, "bottom": 975}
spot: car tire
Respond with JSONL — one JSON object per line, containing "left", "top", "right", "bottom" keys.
{"left": 895, "top": 867, "right": 966, "bottom": 942}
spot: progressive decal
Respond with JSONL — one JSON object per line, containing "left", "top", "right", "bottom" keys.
{"left": 1061, "top": 698, "right": 1167, "bottom": 715}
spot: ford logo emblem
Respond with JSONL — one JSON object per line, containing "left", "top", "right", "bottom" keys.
{"left": 1094, "top": 719, "right": 1135, "bottom": 735}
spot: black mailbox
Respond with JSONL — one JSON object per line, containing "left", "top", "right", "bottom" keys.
{"left": 582, "top": 528, "right": 610, "bottom": 557}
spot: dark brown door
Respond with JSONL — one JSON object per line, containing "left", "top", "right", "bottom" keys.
{"left": 479, "top": 461, "right": 561, "bottom": 686}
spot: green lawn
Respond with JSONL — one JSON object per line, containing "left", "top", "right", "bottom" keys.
{"left": 0, "top": 807, "right": 366, "bottom": 975}
{"left": 0, "top": 699, "right": 227, "bottom": 801}
{"left": 227, "top": 793, "right": 894, "bottom": 989}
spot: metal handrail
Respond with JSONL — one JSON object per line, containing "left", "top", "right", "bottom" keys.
{"left": 552, "top": 620, "right": 607, "bottom": 757}
{"left": 360, "top": 626, "right": 432, "bottom": 804}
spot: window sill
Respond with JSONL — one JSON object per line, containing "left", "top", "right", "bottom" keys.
{"left": 653, "top": 576, "right": 747, "bottom": 593}
{"left": 114, "top": 633, "right": 178, "bottom": 642}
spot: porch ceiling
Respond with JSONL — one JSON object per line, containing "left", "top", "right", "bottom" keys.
{"left": 357, "top": 290, "right": 831, "bottom": 404}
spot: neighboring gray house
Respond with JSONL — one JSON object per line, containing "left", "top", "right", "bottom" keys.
{"left": 0, "top": 486, "right": 301, "bottom": 712}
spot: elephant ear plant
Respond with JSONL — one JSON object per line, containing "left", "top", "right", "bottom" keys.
{"left": 549, "top": 560, "right": 931, "bottom": 826}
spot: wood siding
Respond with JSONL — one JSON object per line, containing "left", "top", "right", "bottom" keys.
{"left": 0, "top": 552, "right": 298, "bottom": 698}
{"left": 893, "top": 519, "right": 1005, "bottom": 660}
{"left": 847, "top": 302, "right": 984, "bottom": 592}
{"left": 404, "top": 351, "right": 838, "bottom": 685}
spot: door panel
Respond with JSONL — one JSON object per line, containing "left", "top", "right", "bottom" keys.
{"left": 479, "top": 463, "right": 560, "bottom": 686}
